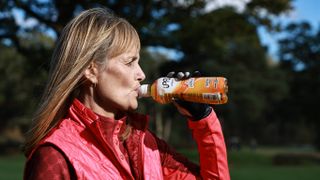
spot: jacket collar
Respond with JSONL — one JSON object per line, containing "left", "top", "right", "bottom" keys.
{"left": 68, "top": 98, "right": 149, "bottom": 136}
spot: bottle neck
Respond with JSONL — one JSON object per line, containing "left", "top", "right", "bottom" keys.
{"left": 138, "top": 84, "right": 151, "bottom": 98}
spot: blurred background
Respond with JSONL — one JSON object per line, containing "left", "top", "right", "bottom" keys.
{"left": 1, "top": 0, "right": 320, "bottom": 179}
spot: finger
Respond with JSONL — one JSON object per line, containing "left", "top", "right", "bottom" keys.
{"left": 185, "top": 72, "right": 191, "bottom": 78}
{"left": 192, "top": 71, "right": 201, "bottom": 77}
{"left": 176, "top": 72, "right": 185, "bottom": 80}
{"left": 166, "top": 71, "right": 175, "bottom": 78}
{"left": 172, "top": 101, "right": 193, "bottom": 118}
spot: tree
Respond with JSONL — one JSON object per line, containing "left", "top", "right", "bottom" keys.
{"left": 0, "top": 0, "right": 205, "bottom": 134}
{"left": 159, "top": 5, "right": 290, "bottom": 144}
{"left": 0, "top": 0, "right": 294, "bottom": 147}
{"left": 278, "top": 22, "right": 320, "bottom": 148}
{"left": 0, "top": 32, "right": 53, "bottom": 129}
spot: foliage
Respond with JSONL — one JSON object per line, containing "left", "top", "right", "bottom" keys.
{"left": 278, "top": 22, "right": 320, "bottom": 148}
{"left": 0, "top": 32, "right": 53, "bottom": 130}
{"left": 159, "top": 5, "right": 290, "bottom": 143}
{"left": 3, "top": 0, "right": 318, "bottom": 150}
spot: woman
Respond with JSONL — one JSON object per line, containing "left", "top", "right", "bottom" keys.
{"left": 23, "top": 7, "right": 230, "bottom": 180}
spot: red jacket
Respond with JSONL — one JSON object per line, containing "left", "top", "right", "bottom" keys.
{"left": 25, "top": 99, "right": 230, "bottom": 179}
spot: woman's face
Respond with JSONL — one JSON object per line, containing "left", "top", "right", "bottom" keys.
{"left": 94, "top": 47, "right": 145, "bottom": 115}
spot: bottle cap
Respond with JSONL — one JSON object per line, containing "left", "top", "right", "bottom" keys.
{"left": 138, "top": 84, "right": 150, "bottom": 98}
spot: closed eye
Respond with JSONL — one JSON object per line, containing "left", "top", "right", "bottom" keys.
{"left": 126, "top": 60, "right": 134, "bottom": 66}
{"left": 125, "top": 61, "right": 131, "bottom": 66}
{"left": 125, "top": 57, "right": 138, "bottom": 66}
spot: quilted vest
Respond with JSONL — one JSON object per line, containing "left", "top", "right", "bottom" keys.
{"left": 34, "top": 99, "right": 163, "bottom": 180}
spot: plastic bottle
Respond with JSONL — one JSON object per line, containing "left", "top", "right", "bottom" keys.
{"left": 138, "top": 77, "right": 228, "bottom": 104}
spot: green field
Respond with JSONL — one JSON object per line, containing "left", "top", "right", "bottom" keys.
{"left": 227, "top": 148, "right": 320, "bottom": 180}
{"left": 1, "top": 147, "right": 320, "bottom": 179}
{"left": 0, "top": 154, "right": 25, "bottom": 180}
{"left": 180, "top": 146, "right": 320, "bottom": 180}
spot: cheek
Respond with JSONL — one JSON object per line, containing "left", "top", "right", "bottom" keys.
{"left": 99, "top": 64, "right": 137, "bottom": 103}
{"left": 115, "top": 73, "right": 134, "bottom": 92}
{"left": 106, "top": 66, "right": 129, "bottom": 85}
{"left": 100, "top": 73, "right": 131, "bottom": 101}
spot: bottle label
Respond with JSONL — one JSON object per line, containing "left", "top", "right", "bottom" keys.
{"left": 157, "top": 77, "right": 180, "bottom": 95}
{"left": 155, "top": 77, "right": 228, "bottom": 104}
{"left": 202, "top": 93, "right": 221, "bottom": 100}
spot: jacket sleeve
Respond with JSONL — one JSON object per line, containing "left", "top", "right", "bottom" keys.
{"left": 188, "top": 108, "right": 230, "bottom": 180}
{"left": 155, "top": 108, "right": 230, "bottom": 180}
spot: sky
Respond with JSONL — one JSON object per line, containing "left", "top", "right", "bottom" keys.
{"left": 257, "top": 0, "right": 320, "bottom": 59}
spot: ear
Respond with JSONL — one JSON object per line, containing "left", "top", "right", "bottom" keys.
{"left": 84, "top": 62, "right": 99, "bottom": 84}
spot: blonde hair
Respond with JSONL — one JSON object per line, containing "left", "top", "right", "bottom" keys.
{"left": 24, "top": 7, "right": 139, "bottom": 155}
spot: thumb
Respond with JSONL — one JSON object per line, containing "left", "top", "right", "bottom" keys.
{"left": 172, "top": 101, "right": 193, "bottom": 118}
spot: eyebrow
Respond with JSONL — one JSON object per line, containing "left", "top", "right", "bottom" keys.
{"left": 120, "top": 55, "right": 138, "bottom": 64}
{"left": 128, "top": 55, "right": 139, "bottom": 61}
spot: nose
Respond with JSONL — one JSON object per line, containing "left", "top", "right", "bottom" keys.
{"left": 137, "top": 65, "right": 146, "bottom": 82}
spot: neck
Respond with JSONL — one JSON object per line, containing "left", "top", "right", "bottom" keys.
{"left": 78, "top": 87, "right": 123, "bottom": 119}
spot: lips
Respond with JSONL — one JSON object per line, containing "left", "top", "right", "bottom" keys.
{"left": 134, "top": 84, "right": 141, "bottom": 91}
{"left": 133, "top": 85, "right": 141, "bottom": 96}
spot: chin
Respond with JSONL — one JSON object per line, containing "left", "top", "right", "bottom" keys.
{"left": 128, "top": 104, "right": 138, "bottom": 111}
{"left": 120, "top": 98, "right": 138, "bottom": 112}
{"left": 128, "top": 101, "right": 138, "bottom": 111}
{"left": 118, "top": 103, "right": 137, "bottom": 112}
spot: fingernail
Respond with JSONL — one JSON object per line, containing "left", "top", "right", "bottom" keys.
{"left": 177, "top": 72, "right": 184, "bottom": 79}
{"left": 167, "top": 72, "right": 175, "bottom": 77}
{"left": 185, "top": 72, "right": 191, "bottom": 78}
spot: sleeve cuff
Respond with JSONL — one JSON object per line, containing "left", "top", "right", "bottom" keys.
{"left": 187, "top": 108, "right": 219, "bottom": 132}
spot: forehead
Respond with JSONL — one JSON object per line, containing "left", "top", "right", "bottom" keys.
{"left": 109, "top": 47, "right": 139, "bottom": 62}
{"left": 121, "top": 46, "right": 140, "bottom": 57}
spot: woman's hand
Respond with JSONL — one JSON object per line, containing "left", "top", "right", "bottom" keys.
{"left": 166, "top": 71, "right": 212, "bottom": 121}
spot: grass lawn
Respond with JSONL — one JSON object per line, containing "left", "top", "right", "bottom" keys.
{"left": 1, "top": 147, "right": 320, "bottom": 179}
{"left": 231, "top": 165, "right": 320, "bottom": 180}
{"left": 0, "top": 154, "right": 25, "bottom": 180}
{"left": 179, "top": 146, "right": 320, "bottom": 180}
{"left": 229, "top": 147, "right": 320, "bottom": 180}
